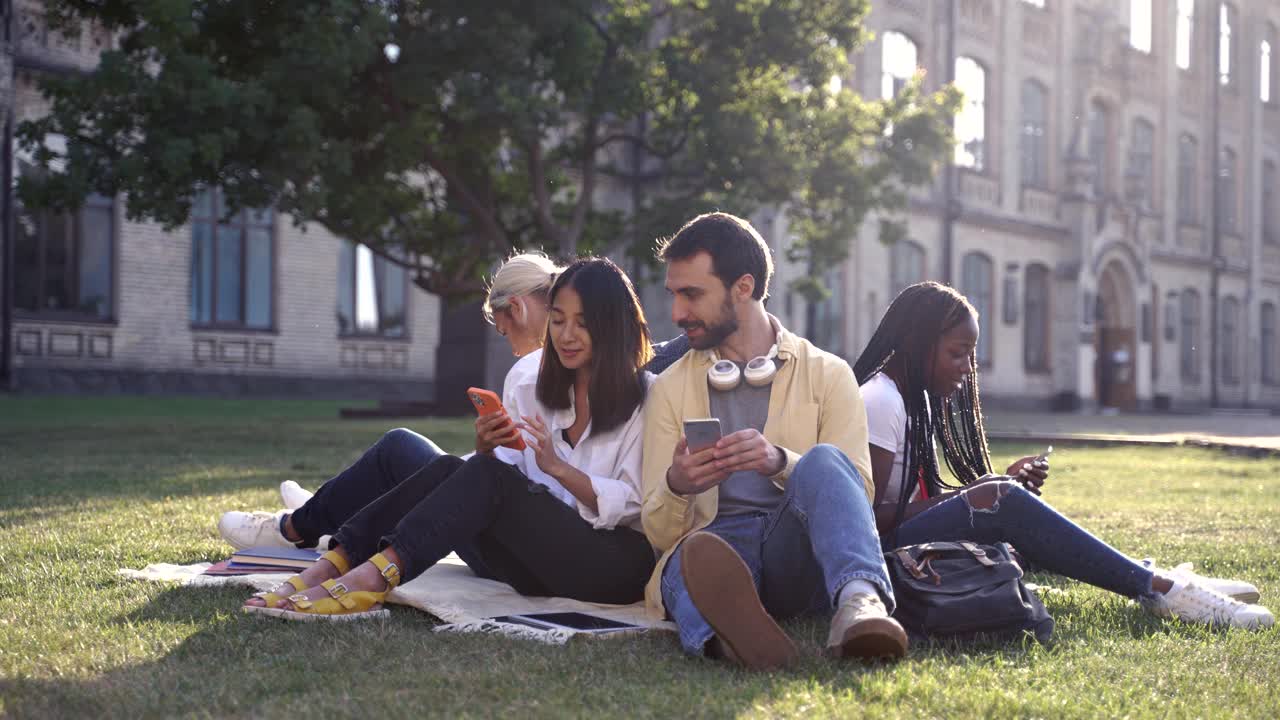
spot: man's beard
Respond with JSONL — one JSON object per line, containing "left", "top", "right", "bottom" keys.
{"left": 681, "top": 298, "right": 738, "bottom": 350}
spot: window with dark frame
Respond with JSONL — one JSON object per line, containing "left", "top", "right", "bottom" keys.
{"left": 189, "top": 188, "right": 274, "bottom": 330}
{"left": 1221, "top": 295, "right": 1240, "bottom": 384}
{"left": 889, "top": 240, "right": 926, "bottom": 299}
{"left": 1024, "top": 263, "right": 1051, "bottom": 372}
{"left": 14, "top": 152, "right": 114, "bottom": 321}
{"left": 961, "top": 252, "right": 994, "bottom": 367}
{"left": 1262, "top": 302, "right": 1278, "bottom": 385}
{"left": 1218, "top": 147, "right": 1237, "bottom": 234}
{"left": 1087, "top": 100, "right": 1111, "bottom": 197}
{"left": 337, "top": 241, "right": 408, "bottom": 338}
{"left": 1021, "top": 80, "right": 1049, "bottom": 188}
{"left": 1264, "top": 160, "right": 1279, "bottom": 245}
{"left": 1177, "top": 134, "right": 1199, "bottom": 224}
{"left": 1129, "top": 118, "right": 1155, "bottom": 209}
{"left": 1180, "top": 288, "right": 1201, "bottom": 382}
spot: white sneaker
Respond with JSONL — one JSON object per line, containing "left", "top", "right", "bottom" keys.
{"left": 1168, "top": 562, "right": 1260, "bottom": 604}
{"left": 1140, "top": 558, "right": 1261, "bottom": 604}
{"left": 1141, "top": 578, "right": 1274, "bottom": 631}
{"left": 217, "top": 510, "right": 294, "bottom": 551}
{"left": 279, "top": 481, "right": 315, "bottom": 511}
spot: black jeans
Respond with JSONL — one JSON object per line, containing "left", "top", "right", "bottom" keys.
{"left": 332, "top": 453, "right": 656, "bottom": 605}
{"left": 288, "top": 428, "right": 445, "bottom": 547}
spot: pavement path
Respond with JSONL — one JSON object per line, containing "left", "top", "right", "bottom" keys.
{"left": 983, "top": 410, "right": 1280, "bottom": 452}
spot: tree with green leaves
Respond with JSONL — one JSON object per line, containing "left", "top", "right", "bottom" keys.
{"left": 21, "top": 0, "right": 959, "bottom": 306}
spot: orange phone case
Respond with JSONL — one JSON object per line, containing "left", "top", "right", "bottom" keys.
{"left": 466, "top": 387, "right": 527, "bottom": 451}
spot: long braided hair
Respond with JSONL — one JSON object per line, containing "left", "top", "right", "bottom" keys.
{"left": 852, "top": 282, "right": 993, "bottom": 532}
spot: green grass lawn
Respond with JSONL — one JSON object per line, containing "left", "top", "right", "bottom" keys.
{"left": 1, "top": 397, "right": 1277, "bottom": 718}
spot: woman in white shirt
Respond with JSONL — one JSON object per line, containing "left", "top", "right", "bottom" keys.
{"left": 220, "top": 253, "right": 562, "bottom": 552}
{"left": 853, "top": 281, "right": 1270, "bottom": 631}
{"left": 244, "top": 258, "right": 657, "bottom": 619}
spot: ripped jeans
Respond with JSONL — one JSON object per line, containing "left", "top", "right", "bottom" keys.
{"left": 884, "top": 482, "right": 1156, "bottom": 599}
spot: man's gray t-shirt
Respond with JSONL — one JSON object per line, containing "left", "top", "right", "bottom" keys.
{"left": 711, "top": 360, "right": 786, "bottom": 516}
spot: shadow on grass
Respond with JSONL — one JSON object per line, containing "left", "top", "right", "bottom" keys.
{"left": 0, "top": 583, "right": 1019, "bottom": 719}
{"left": 3, "top": 578, "right": 1213, "bottom": 720}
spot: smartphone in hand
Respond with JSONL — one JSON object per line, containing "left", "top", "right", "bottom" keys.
{"left": 683, "top": 418, "right": 723, "bottom": 454}
{"left": 467, "top": 387, "right": 527, "bottom": 451}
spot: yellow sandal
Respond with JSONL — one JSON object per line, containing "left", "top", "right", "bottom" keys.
{"left": 242, "top": 550, "right": 350, "bottom": 617}
{"left": 276, "top": 552, "right": 400, "bottom": 622}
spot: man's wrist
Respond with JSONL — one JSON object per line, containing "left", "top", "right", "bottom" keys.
{"left": 665, "top": 467, "right": 686, "bottom": 495}
{"left": 769, "top": 445, "right": 787, "bottom": 476}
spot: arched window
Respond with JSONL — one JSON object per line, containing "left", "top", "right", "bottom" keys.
{"left": 961, "top": 252, "right": 994, "bottom": 366}
{"left": 1262, "top": 36, "right": 1274, "bottom": 103}
{"left": 1219, "top": 4, "right": 1236, "bottom": 86}
{"left": 1129, "top": 0, "right": 1153, "bottom": 53}
{"left": 954, "top": 57, "right": 987, "bottom": 171}
{"left": 1180, "top": 288, "right": 1201, "bottom": 382}
{"left": 1218, "top": 147, "right": 1237, "bottom": 233}
{"left": 881, "top": 31, "right": 919, "bottom": 101}
{"left": 1024, "top": 263, "right": 1051, "bottom": 372}
{"left": 1020, "top": 80, "right": 1049, "bottom": 188}
{"left": 1176, "top": 0, "right": 1196, "bottom": 70}
{"left": 1129, "top": 118, "right": 1155, "bottom": 208}
{"left": 1262, "top": 302, "right": 1278, "bottom": 385}
{"left": 890, "top": 240, "right": 926, "bottom": 299}
{"left": 1177, "top": 134, "right": 1199, "bottom": 223}
{"left": 1087, "top": 100, "right": 1111, "bottom": 196}
{"left": 1221, "top": 295, "right": 1240, "bottom": 384}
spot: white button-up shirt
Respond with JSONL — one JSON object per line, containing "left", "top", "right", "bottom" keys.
{"left": 491, "top": 349, "right": 650, "bottom": 532}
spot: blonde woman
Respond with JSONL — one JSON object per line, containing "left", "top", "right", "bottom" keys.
{"left": 218, "top": 252, "right": 563, "bottom": 551}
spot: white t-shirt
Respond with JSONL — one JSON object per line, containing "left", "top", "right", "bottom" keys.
{"left": 859, "top": 373, "right": 922, "bottom": 504}
{"left": 492, "top": 348, "right": 652, "bottom": 532}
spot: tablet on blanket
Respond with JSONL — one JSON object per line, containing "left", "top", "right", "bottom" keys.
{"left": 489, "top": 612, "right": 644, "bottom": 635}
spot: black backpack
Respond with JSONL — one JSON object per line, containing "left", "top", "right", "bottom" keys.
{"left": 884, "top": 541, "right": 1054, "bottom": 644}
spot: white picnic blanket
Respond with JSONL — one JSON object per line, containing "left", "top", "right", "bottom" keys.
{"left": 119, "top": 553, "right": 673, "bottom": 645}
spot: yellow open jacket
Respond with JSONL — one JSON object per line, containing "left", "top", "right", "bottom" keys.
{"left": 639, "top": 318, "right": 873, "bottom": 618}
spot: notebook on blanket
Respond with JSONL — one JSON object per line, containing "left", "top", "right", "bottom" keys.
{"left": 206, "top": 546, "right": 322, "bottom": 575}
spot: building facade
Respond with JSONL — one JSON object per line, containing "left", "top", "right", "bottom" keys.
{"left": 0, "top": 1, "right": 441, "bottom": 399}
{"left": 3, "top": 0, "right": 1279, "bottom": 411}
{"left": 814, "top": 0, "right": 1280, "bottom": 411}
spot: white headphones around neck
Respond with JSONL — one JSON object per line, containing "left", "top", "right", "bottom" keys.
{"left": 707, "top": 344, "right": 780, "bottom": 391}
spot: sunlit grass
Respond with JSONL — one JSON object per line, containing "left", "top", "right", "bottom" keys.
{"left": 0, "top": 396, "right": 1276, "bottom": 718}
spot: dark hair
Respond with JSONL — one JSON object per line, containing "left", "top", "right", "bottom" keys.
{"left": 536, "top": 257, "right": 654, "bottom": 434}
{"left": 851, "top": 282, "right": 993, "bottom": 535}
{"left": 656, "top": 212, "right": 773, "bottom": 300}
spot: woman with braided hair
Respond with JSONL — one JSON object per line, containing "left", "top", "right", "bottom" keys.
{"left": 854, "top": 281, "right": 1272, "bottom": 631}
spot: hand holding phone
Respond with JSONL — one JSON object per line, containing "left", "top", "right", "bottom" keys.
{"left": 468, "top": 387, "right": 526, "bottom": 452}
{"left": 667, "top": 418, "right": 727, "bottom": 495}
{"left": 1004, "top": 445, "right": 1051, "bottom": 495}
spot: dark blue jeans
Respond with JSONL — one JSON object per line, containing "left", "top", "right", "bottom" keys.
{"left": 288, "top": 428, "right": 444, "bottom": 546}
{"left": 886, "top": 483, "right": 1155, "bottom": 598}
{"left": 661, "top": 445, "right": 893, "bottom": 655}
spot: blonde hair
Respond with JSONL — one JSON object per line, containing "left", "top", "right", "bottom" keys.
{"left": 482, "top": 252, "right": 563, "bottom": 325}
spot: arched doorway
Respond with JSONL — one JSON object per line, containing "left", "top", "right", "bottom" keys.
{"left": 1095, "top": 260, "right": 1138, "bottom": 411}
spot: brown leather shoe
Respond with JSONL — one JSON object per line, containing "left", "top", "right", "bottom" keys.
{"left": 680, "top": 532, "right": 798, "bottom": 671}
{"left": 826, "top": 592, "right": 908, "bottom": 660}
